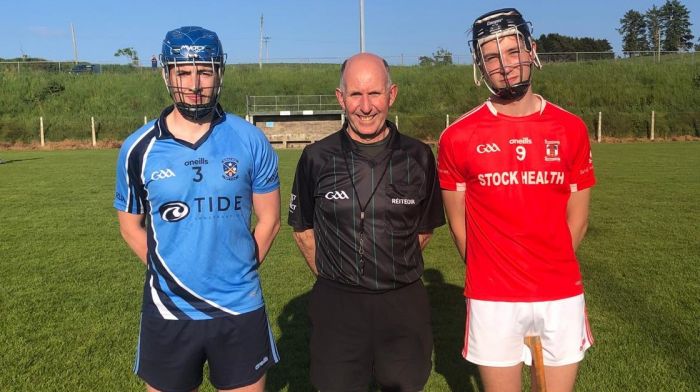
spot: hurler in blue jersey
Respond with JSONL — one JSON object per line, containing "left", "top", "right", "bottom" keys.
{"left": 114, "top": 26, "right": 280, "bottom": 392}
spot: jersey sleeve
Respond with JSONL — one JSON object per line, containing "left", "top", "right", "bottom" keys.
{"left": 113, "top": 140, "right": 145, "bottom": 214}
{"left": 568, "top": 119, "right": 596, "bottom": 193}
{"left": 417, "top": 145, "right": 446, "bottom": 232}
{"left": 251, "top": 130, "right": 280, "bottom": 194}
{"left": 437, "top": 128, "right": 467, "bottom": 191}
{"left": 287, "top": 148, "right": 316, "bottom": 230}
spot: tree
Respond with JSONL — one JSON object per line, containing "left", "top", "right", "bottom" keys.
{"left": 419, "top": 48, "right": 453, "bottom": 66}
{"left": 618, "top": 10, "right": 650, "bottom": 53}
{"left": 645, "top": 5, "right": 664, "bottom": 54}
{"left": 418, "top": 56, "right": 434, "bottom": 66}
{"left": 114, "top": 47, "right": 139, "bottom": 66}
{"left": 695, "top": 38, "right": 700, "bottom": 51}
{"left": 659, "top": 0, "right": 694, "bottom": 51}
{"left": 536, "top": 34, "right": 612, "bottom": 52}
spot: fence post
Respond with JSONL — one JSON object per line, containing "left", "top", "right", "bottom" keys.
{"left": 446, "top": 114, "right": 450, "bottom": 128}
{"left": 650, "top": 110, "right": 655, "bottom": 141}
{"left": 395, "top": 115, "right": 399, "bottom": 128}
{"left": 597, "top": 112, "right": 602, "bottom": 143}
{"left": 144, "top": 115, "right": 148, "bottom": 125}
{"left": 341, "top": 113, "right": 345, "bottom": 126}
{"left": 91, "top": 117, "right": 97, "bottom": 147}
{"left": 40, "top": 116, "right": 45, "bottom": 147}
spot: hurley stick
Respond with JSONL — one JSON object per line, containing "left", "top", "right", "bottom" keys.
{"left": 524, "top": 335, "right": 547, "bottom": 392}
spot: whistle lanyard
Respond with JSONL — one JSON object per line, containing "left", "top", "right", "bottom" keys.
{"left": 343, "top": 150, "right": 392, "bottom": 275}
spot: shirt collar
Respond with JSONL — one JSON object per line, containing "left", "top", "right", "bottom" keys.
{"left": 339, "top": 120, "right": 402, "bottom": 152}
{"left": 155, "top": 104, "right": 225, "bottom": 140}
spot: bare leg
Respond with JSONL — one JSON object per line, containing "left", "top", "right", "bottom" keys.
{"left": 531, "top": 363, "right": 579, "bottom": 392}
{"left": 220, "top": 374, "right": 266, "bottom": 392}
{"left": 478, "top": 364, "right": 522, "bottom": 392}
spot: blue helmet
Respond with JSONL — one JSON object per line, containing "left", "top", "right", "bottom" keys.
{"left": 161, "top": 26, "right": 226, "bottom": 121}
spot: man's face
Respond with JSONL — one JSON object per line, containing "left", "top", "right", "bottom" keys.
{"left": 167, "top": 63, "right": 218, "bottom": 106}
{"left": 480, "top": 34, "right": 534, "bottom": 90}
{"left": 335, "top": 58, "right": 397, "bottom": 143}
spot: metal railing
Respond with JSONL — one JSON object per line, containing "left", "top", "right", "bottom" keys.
{"left": 537, "top": 51, "right": 616, "bottom": 62}
{"left": 247, "top": 95, "right": 341, "bottom": 115}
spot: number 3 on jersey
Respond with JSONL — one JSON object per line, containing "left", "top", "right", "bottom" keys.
{"left": 192, "top": 166, "right": 203, "bottom": 182}
{"left": 516, "top": 145, "right": 527, "bottom": 161}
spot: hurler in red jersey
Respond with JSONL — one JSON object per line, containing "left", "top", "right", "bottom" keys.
{"left": 438, "top": 8, "right": 596, "bottom": 392}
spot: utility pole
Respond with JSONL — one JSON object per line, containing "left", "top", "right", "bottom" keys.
{"left": 70, "top": 23, "right": 78, "bottom": 64}
{"left": 359, "top": 0, "right": 365, "bottom": 52}
{"left": 258, "top": 14, "right": 264, "bottom": 69}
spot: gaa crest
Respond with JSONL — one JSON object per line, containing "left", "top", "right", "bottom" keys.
{"left": 222, "top": 158, "right": 239, "bottom": 180}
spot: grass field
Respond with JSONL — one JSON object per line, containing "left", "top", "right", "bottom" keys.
{"left": 0, "top": 142, "right": 698, "bottom": 391}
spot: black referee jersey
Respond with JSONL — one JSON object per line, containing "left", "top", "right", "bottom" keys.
{"left": 288, "top": 121, "right": 445, "bottom": 291}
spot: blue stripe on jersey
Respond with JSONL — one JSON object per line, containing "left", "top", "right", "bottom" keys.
{"left": 114, "top": 123, "right": 158, "bottom": 214}
{"left": 155, "top": 271, "right": 210, "bottom": 319}
{"left": 146, "top": 224, "right": 237, "bottom": 319}
{"left": 144, "top": 268, "right": 190, "bottom": 320}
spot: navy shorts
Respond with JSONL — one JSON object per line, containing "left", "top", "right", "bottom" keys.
{"left": 308, "top": 278, "right": 433, "bottom": 392}
{"left": 134, "top": 307, "right": 279, "bottom": 392}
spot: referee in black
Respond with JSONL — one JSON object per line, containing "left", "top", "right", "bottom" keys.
{"left": 288, "top": 52, "right": 445, "bottom": 392}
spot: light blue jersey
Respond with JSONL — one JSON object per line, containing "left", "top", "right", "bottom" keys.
{"left": 114, "top": 106, "right": 279, "bottom": 320}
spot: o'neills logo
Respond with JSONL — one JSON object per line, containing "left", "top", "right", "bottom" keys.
{"left": 509, "top": 137, "right": 533, "bottom": 145}
{"left": 392, "top": 198, "right": 416, "bottom": 205}
{"left": 184, "top": 158, "right": 209, "bottom": 166}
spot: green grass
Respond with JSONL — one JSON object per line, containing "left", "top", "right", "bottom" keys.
{"left": 0, "top": 142, "right": 698, "bottom": 391}
{"left": 1, "top": 55, "right": 699, "bottom": 142}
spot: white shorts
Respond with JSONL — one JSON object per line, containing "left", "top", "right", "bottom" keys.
{"left": 463, "top": 294, "right": 593, "bottom": 367}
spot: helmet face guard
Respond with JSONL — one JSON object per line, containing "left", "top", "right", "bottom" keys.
{"left": 161, "top": 26, "right": 226, "bottom": 121}
{"left": 469, "top": 8, "right": 541, "bottom": 100}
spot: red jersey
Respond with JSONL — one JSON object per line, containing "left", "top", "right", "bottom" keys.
{"left": 438, "top": 97, "right": 595, "bottom": 301}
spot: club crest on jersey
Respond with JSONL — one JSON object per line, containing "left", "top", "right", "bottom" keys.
{"left": 222, "top": 158, "right": 239, "bottom": 180}
{"left": 544, "top": 140, "right": 560, "bottom": 162}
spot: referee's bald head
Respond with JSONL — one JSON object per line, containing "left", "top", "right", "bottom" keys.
{"left": 338, "top": 53, "right": 392, "bottom": 92}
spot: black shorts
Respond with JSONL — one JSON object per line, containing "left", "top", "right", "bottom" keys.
{"left": 134, "top": 307, "right": 279, "bottom": 392}
{"left": 308, "top": 278, "right": 433, "bottom": 392}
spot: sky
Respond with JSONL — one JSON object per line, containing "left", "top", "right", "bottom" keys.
{"left": 2, "top": 0, "right": 698, "bottom": 65}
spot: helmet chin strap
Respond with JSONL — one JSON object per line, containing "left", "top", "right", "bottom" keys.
{"left": 496, "top": 85, "right": 529, "bottom": 100}
{"left": 493, "top": 71, "right": 532, "bottom": 100}
{"left": 175, "top": 101, "right": 216, "bottom": 121}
